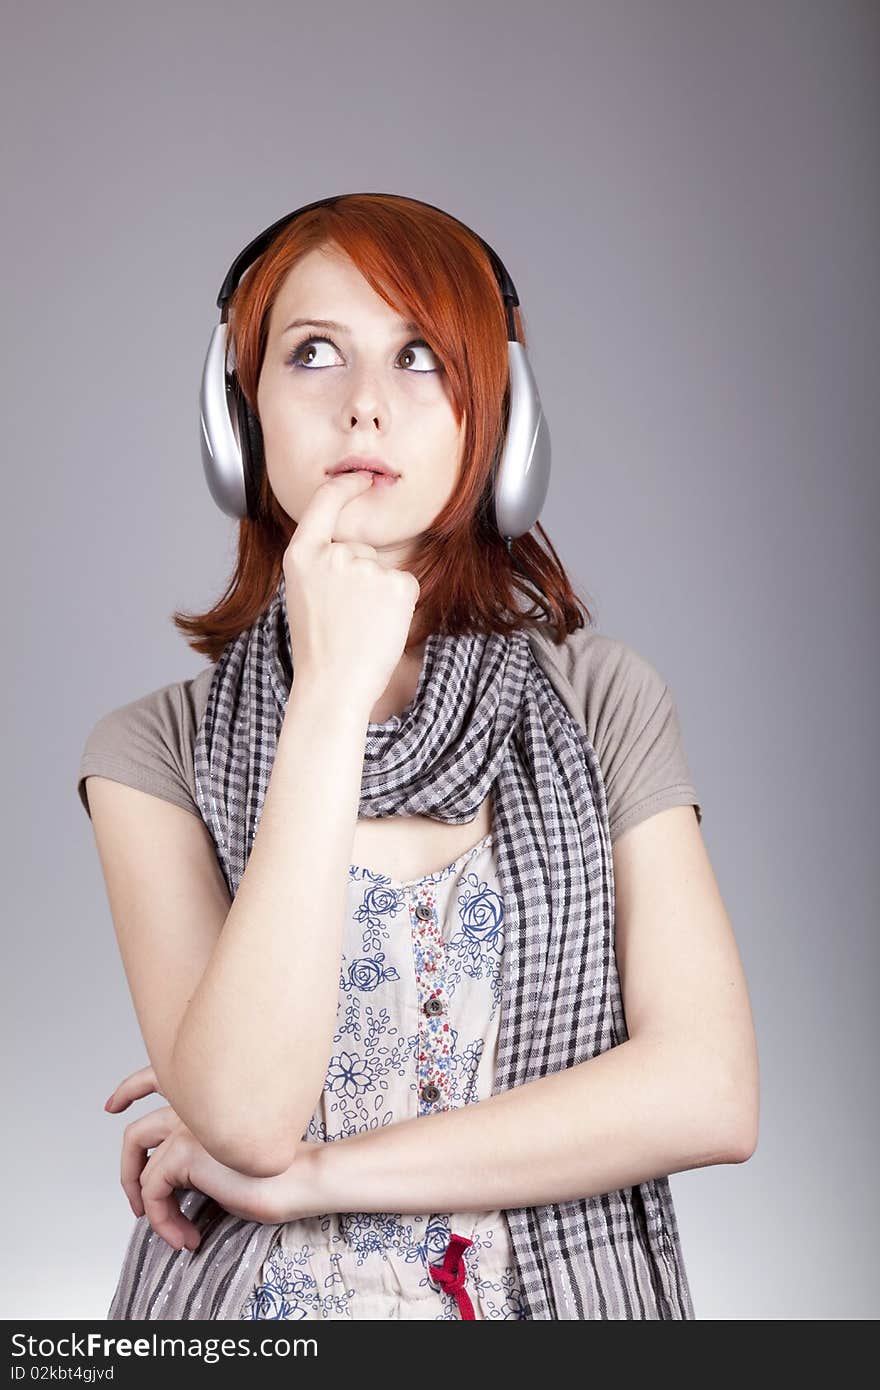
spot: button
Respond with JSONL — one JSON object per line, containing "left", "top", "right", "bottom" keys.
{"left": 416, "top": 905, "right": 433, "bottom": 921}
{"left": 422, "top": 1083, "right": 441, "bottom": 1103}
{"left": 424, "top": 997, "right": 443, "bottom": 1015}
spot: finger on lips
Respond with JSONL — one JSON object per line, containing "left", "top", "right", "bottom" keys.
{"left": 292, "top": 468, "right": 374, "bottom": 551}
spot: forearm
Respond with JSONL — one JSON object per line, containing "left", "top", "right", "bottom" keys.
{"left": 293, "top": 1035, "right": 747, "bottom": 1215}
{"left": 170, "top": 679, "right": 370, "bottom": 1176}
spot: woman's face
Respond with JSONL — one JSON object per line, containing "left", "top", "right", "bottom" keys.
{"left": 257, "top": 244, "right": 466, "bottom": 565}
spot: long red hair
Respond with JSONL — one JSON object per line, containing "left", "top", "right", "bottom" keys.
{"left": 173, "top": 193, "right": 593, "bottom": 660}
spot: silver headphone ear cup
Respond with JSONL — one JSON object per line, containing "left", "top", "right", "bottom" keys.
{"left": 493, "top": 342, "right": 552, "bottom": 542}
{"left": 199, "top": 322, "right": 249, "bottom": 519}
{"left": 228, "top": 375, "right": 264, "bottom": 521}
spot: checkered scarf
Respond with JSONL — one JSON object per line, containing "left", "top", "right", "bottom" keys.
{"left": 107, "top": 574, "right": 694, "bottom": 1320}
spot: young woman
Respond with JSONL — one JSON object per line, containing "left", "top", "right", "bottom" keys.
{"left": 79, "top": 192, "right": 759, "bottom": 1320}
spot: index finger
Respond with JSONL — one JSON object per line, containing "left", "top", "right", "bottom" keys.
{"left": 105, "top": 1064, "right": 163, "bottom": 1112}
{"left": 290, "top": 469, "right": 375, "bottom": 553}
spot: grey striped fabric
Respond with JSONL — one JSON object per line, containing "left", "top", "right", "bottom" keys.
{"left": 107, "top": 574, "right": 694, "bottom": 1320}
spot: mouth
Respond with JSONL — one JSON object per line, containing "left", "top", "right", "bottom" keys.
{"left": 327, "top": 456, "right": 400, "bottom": 485}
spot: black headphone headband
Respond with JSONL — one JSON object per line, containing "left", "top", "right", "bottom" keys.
{"left": 215, "top": 191, "right": 520, "bottom": 339}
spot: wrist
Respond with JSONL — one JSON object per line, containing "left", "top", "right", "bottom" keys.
{"left": 285, "top": 677, "right": 372, "bottom": 732}
{"left": 273, "top": 1140, "right": 335, "bottom": 1222}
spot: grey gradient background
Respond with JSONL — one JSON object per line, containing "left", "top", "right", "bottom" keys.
{"left": 2, "top": 0, "right": 877, "bottom": 1320}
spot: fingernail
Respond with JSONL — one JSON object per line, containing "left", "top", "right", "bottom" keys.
{"left": 104, "top": 1094, "right": 115, "bottom": 1109}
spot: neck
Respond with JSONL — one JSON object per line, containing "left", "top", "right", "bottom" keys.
{"left": 369, "top": 641, "right": 428, "bottom": 724}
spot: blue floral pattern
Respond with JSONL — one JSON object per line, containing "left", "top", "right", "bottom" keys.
{"left": 239, "top": 831, "right": 527, "bottom": 1320}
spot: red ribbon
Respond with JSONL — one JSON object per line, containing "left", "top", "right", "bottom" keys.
{"left": 428, "top": 1231, "right": 476, "bottom": 1320}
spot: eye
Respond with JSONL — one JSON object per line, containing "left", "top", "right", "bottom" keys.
{"left": 285, "top": 334, "right": 441, "bottom": 374}
{"left": 397, "top": 340, "right": 441, "bottom": 373}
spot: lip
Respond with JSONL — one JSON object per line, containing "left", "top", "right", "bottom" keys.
{"left": 327, "top": 455, "right": 400, "bottom": 481}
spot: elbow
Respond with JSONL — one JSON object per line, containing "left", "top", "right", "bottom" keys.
{"left": 164, "top": 1039, "right": 319, "bottom": 1178}
{"left": 725, "top": 1043, "right": 761, "bottom": 1162}
{"left": 726, "top": 1105, "right": 759, "bottom": 1164}
{"left": 208, "top": 1135, "right": 297, "bottom": 1179}
{"left": 720, "top": 1123, "right": 758, "bottom": 1166}
{"left": 674, "top": 1043, "right": 760, "bottom": 1168}
{"left": 167, "top": 1043, "right": 311, "bottom": 1177}
{"left": 201, "top": 1115, "right": 309, "bottom": 1179}
{"left": 708, "top": 1063, "right": 761, "bottom": 1165}
{"left": 163, "top": 1099, "right": 305, "bottom": 1180}
{"left": 187, "top": 1116, "right": 303, "bottom": 1177}
{"left": 687, "top": 1106, "right": 758, "bottom": 1170}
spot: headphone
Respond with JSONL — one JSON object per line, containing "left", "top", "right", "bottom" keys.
{"left": 199, "top": 192, "right": 551, "bottom": 550}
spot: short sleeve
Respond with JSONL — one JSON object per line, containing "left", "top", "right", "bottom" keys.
{"left": 586, "top": 639, "right": 703, "bottom": 843}
{"left": 76, "top": 668, "right": 214, "bottom": 822}
{"left": 528, "top": 625, "right": 703, "bottom": 844}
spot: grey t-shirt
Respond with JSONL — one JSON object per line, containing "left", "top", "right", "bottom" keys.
{"left": 76, "top": 624, "right": 702, "bottom": 845}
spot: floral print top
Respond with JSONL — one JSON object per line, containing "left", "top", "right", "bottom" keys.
{"left": 239, "top": 830, "right": 527, "bottom": 1320}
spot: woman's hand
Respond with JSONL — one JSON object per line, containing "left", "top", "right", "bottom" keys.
{"left": 137, "top": 1121, "right": 287, "bottom": 1251}
{"left": 104, "top": 1064, "right": 175, "bottom": 1219}
{"left": 104, "top": 1064, "right": 326, "bottom": 1250}
{"left": 283, "top": 469, "right": 421, "bottom": 712}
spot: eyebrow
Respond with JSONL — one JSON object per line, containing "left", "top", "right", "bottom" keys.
{"left": 281, "top": 316, "right": 422, "bottom": 337}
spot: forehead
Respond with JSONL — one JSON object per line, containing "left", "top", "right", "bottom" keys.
{"left": 270, "top": 245, "right": 413, "bottom": 334}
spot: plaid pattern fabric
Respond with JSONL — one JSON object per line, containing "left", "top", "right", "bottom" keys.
{"left": 107, "top": 574, "right": 694, "bottom": 1320}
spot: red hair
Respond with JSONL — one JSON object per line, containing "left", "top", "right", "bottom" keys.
{"left": 173, "top": 193, "right": 593, "bottom": 661}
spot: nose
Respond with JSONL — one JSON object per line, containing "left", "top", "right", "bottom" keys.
{"left": 340, "top": 361, "right": 389, "bottom": 433}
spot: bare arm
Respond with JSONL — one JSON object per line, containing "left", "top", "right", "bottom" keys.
{"left": 272, "top": 805, "right": 759, "bottom": 1210}
{"left": 169, "top": 679, "right": 370, "bottom": 1176}
{"left": 86, "top": 681, "right": 371, "bottom": 1181}
{"left": 87, "top": 473, "right": 418, "bottom": 1178}
{"left": 168, "top": 469, "right": 417, "bottom": 1176}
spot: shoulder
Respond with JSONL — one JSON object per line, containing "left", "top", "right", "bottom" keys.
{"left": 76, "top": 666, "right": 215, "bottom": 822}
{"left": 527, "top": 623, "right": 703, "bottom": 843}
{"left": 527, "top": 622, "right": 668, "bottom": 740}
{"left": 528, "top": 621, "right": 654, "bottom": 699}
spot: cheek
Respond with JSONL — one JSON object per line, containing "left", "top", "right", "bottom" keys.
{"left": 417, "top": 448, "right": 462, "bottom": 509}
{"left": 259, "top": 400, "right": 317, "bottom": 463}
{"left": 265, "top": 383, "right": 303, "bottom": 423}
